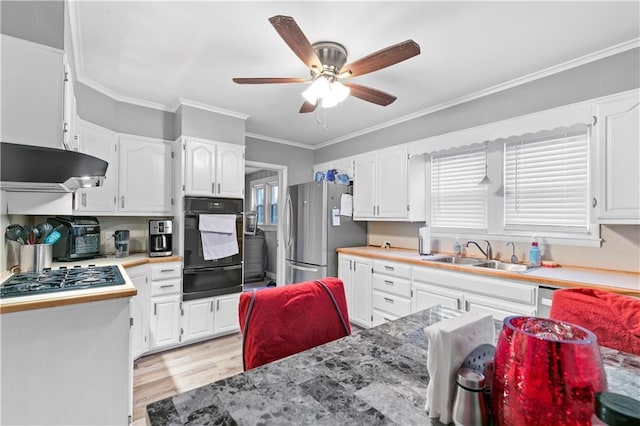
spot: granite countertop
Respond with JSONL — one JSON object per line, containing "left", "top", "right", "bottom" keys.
{"left": 337, "top": 246, "right": 640, "bottom": 297}
{"left": 0, "top": 254, "right": 182, "bottom": 314}
{"left": 146, "top": 305, "right": 640, "bottom": 425}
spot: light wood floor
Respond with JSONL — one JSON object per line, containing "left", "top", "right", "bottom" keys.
{"left": 132, "top": 333, "right": 244, "bottom": 425}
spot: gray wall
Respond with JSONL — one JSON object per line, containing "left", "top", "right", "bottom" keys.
{"left": 180, "top": 105, "right": 245, "bottom": 145}
{"left": 315, "top": 48, "right": 640, "bottom": 162}
{"left": 245, "top": 136, "right": 314, "bottom": 186}
{"left": 0, "top": 0, "right": 64, "bottom": 49}
{"left": 75, "top": 82, "right": 176, "bottom": 140}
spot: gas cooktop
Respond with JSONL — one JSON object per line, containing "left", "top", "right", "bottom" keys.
{"left": 0, "top": 265, "right": 126, "bottom": 299}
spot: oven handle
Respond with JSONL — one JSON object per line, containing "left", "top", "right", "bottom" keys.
{"left": 183, "top": 264, "right": 242, "bottom": 274}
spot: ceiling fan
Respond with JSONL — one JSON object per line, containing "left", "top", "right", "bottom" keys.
{"left": 232, "top": 15, "right": 421, "bottom": 113}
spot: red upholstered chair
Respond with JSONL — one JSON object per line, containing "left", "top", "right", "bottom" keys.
{"left": 549, "top": 288, "right": 640, "bottom": 355}
{"left": 238, "top": 277, "right": 351, "bottom": 370}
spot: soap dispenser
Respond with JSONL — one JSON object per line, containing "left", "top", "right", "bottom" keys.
{"left": 529, "top": 238, "right": 541, "bottom": 267}
{"left": 454, "top": 237, "right": 463, "bottom": 257}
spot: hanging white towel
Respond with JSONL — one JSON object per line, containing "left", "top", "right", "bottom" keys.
{"left": 199, "top": 214, "right": 238, "bottom": 260}
{"left": 424, "top": 311, "right": 495, "bottom": 424}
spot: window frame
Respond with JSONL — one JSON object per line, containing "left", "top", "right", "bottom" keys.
{"left": 249, "top": 175, "right": 279, "bottom": 229}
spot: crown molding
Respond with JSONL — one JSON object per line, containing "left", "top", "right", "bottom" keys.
{"left": 316, "top": 37, "right": 640, "bottom": 150}
{"left": 245, "top": 133, "right": 314, "bottom": 150}
{"left": 171, "top": 98, "right": 249, "bottom": 120}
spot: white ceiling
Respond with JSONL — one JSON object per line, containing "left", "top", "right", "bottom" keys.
{"left": 71, "top": 1, "right": 639, "bottom": 148}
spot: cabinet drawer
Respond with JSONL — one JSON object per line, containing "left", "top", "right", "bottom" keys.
{"left": 150, "top": 263, "right": 182, "bottom": 281}
{"left": 372, "top": 274, "right": 411, "bottom": 298}
{"left": 151, "top": 278, "right": 181, "bottom": 296}
{"left": 372, "top": 309, "right": 399, "bottom": 327}
{"left": 372, "top": 290, "right": 411, "bottom": 317}
{"left": 372, "top": 260, "right": 411, "bottom": 279}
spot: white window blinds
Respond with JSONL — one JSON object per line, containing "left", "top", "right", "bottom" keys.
{"left": 504, "top": 130, "right": 589, "bottom": 230}
{"left": 431, "top": 146, "right": 487, "bottom": 229}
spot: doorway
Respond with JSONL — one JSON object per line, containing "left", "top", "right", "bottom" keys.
{"left": 244, "top": 161, "right": 287, "bottom": 288}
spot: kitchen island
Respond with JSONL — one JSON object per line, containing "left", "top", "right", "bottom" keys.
{"left": 146, "top": 305, "right": 640, "bottom": 425}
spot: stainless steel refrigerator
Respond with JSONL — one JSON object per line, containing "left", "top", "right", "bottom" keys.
{"left": 284, "top": 181, "right": 367, "bottom": 284}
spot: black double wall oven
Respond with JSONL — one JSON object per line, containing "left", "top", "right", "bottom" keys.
{"left": 182, "top": 197, "right": 243, "bottom": 301}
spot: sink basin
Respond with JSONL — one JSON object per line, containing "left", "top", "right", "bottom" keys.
{"left": 472, "top": 261, "right": 528, "bottom": 272}
{"left": 423, "top": 256, "right": 483, "bottom": 265}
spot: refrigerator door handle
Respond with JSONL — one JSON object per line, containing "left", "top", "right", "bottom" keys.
{"left": 289, "top": 263, "right": 319, "bottom": 272}
{"left": 285, "top": 195, "right": 293, "bottom": 248}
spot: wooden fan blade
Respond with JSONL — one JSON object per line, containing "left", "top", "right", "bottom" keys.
{"left": 269, "top": 15, "right": 323, "bottom": 71}
{"left": 232, "top": 77, "right": 307, "bottom": 84}
{"left": 299, "top": 101, "right": 318, "bottom": 113}
{"left": 339, "top": 40, "right": 420, "bottom": 78}
{"left": 343, "top": 83, "right": 397, "bottom": 106}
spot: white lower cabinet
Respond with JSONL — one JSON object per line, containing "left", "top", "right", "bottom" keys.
{"left": 339, "top": 253, "right": 539, "bottom": 328}
{"left": 150, "top": 294, "right": 182, "bottom": 349}
{"left": 182, "top": 293, "right": 241, "bottom": 342}
{"left": 183, "top": 298, "right": 216, "bottom": 341}
{"left": 412, "top": 280, "right": 463, "bottom": 312}
{"left": 411, "top": 265, "right": 538, "bottom": 320}
{"left": 126, "top": 261, "right": 240, "bottom": 355}
{"left": 338, "top": 254, "right": 373, "bottom": 328}
{"left": 148, "top": 262, "right": 183, "bottom": 350}
{"left": 128, "top": 265, "right": 150, "bottom": 360}
{"left": 214, "top": 293, "right": 241, "bottom": 335}
{"left": 463, "top": 293, "right": 537, "bottom": 321}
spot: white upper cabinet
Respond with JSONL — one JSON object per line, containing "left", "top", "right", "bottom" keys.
{"left": 184, "top": 138, "right": 244, "bottom": 199}
{"left": 594, "top": 90, "right": 640, "bottom": 224}
{"left": 185, "top": 139, "right": 216, "bottom": 196}
{"left": 75, "top": 121, "right": 174, "bottom": 215}
{"left": 1, "top": 35, "right": 64, "bottom": 149}
{"left": 353, "top": 146, "right": 425, "bottom": 221}
{"left": 76, "top": 121, "right": 118, "bottom": 212}
{"left": 217, "top": 144, "right": 245, "bottom": 198}
{"left": 119, "top": 136, "right": 173, "bottom": 214}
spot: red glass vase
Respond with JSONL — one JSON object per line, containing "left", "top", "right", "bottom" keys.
{"left": 492, "top": 316, "right": 607, "bottom": 426}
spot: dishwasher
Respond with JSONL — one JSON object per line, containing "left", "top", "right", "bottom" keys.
{"left": 537, "top": 286, "right": 557, "bottom": 318}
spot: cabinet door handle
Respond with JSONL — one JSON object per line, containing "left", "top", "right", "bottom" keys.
{"left": 384, "top": 280, "right": 394, "bottom": 286}
{"left": 218, "top": 183, "right": 221, "bottom": 193}
{"left": 160, "top": 284, "right": 173, "bottom": 289}
{"left": 456, "top": 299, "right": 461, "bottom": 310}
{"left": 384, "top": 297, "right": 394, "bottom": 304}
{"left": 82, "top": 192, "right": 87, "bottom": 207}
{"left": 465, "top": 300, "right": 470, "bottom": 311}
{"left": 216, "top": 300, "right": 220, "bottom": 311}
{"left": 121, "top": 196, "right": 125, "bottom": 208}
{"left": 154, "top": 303, "right": 157, "bottom": 315}
{"left": 384, "top": 266, "right": 394, "bottom": 271}
{"left": 160, "top": 269, "right": 174, "bottom": 273}
{"left": 384, "top": 317, "right": 393, "bottom": 322}
{"left": 377, "top": 205, "right": 380, "bottom": 216}
{"left": 372, "top": 206, "right": 375, "bottom": 215}
{"left": 210, "top": 301, "right": 214, "bottom": 312}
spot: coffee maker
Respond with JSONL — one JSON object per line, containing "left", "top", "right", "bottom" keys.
{"left": 148, "top": 219, "right": 173, "bottom": 257}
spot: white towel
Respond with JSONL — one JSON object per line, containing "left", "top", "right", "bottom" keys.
{"left": 199, "top": 214, "right": 238, "bottom": 260}
{"left": 424, "top": 311, "right": 495, "bottom": 424}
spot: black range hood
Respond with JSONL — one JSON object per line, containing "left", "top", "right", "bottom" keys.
{"left": 0, "top": 142, "right": 108, "bottom": 193}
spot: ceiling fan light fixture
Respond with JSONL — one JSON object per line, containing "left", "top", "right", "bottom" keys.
{"left": 303, "top": 77, "right": 350, "bottom": 109}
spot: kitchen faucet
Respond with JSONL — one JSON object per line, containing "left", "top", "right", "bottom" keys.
{"left": 466, "top": 240, "right": 493, "bottom": 260}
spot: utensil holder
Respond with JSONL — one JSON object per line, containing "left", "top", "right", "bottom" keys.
{"left": 19, "top": 244, "right": 52, "bottom": 273}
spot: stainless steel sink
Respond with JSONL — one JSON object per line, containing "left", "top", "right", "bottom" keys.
{"left": 472, "top": 261, "right": 528, "bottom": 272}
{"left": 423, "top": 256, "right": 483, "bottom": 265}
